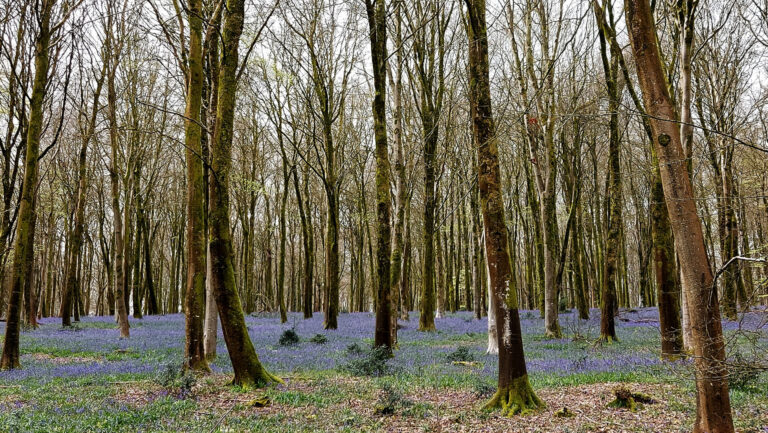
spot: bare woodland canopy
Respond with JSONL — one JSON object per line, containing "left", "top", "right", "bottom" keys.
{"left": 1, "top": 0, "right": 767, "bottom": 431}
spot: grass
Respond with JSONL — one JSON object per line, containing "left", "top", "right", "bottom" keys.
{"left": 0, "top": 308, "right": 765, "bottom": 432}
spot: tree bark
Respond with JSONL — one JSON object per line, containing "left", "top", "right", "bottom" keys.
{"left": 625, "top": 1, "right": 733, "bottom": 431}
{"left": 366, "top": 0, "right": 393, "bottom": 350}
{"left": 208, "top": 0, "right": 280, "bottom": 387}
{"left": 466, "top": 0, "right": 542, "bottom": 415}
{"left": 1, "top": 0, "right": 53, "bottom": 368}
{"left": 183, "top": 0, "right": 210, "bottom": 372}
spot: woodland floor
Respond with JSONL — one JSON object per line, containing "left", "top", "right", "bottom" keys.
{"left": 0, "top": 308, "right": 766, "bottom": 432}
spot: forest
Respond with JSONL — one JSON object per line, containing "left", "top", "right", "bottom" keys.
{"left": 0, "top": 0, "right": 767, "bottom": 431}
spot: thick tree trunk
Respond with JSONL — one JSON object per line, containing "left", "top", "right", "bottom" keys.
{"left": 625, "top": 1, "right": 733, "bottom": 431}
{"left": 466, "top": 0, "right": 541, "bottom": 415}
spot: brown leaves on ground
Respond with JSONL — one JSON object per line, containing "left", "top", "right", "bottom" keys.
{"left": 109, "top": 376, "right": 767, "bottom": 432}
{"left": 25, "top": 352, "right": 101, "bottom": 365}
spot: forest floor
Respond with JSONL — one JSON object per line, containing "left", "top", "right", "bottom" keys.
{"left": 0, "top": 308, "right": 766, "bottom": 432}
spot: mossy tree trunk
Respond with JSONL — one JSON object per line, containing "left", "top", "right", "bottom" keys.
{"left": 465, "top": 0, "right": 542, "bottom": 415}
{"left": 208, "top": 0, "right": 280, "bottom": 388}
{"left": 183, "top": 0, "right": 210, "bottom": 372}
{"left": 1, "top": 0, "right": 54, "bottom": 368}
{"left": 594, "top": 0, "right": 620, "bottom": 342}
{"left": 365, "top": 0, "right": 393, "bottom": 350}
{"left": 625, "top": 0, "right": 733, "bottom": 431}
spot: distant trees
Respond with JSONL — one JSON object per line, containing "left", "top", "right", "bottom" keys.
{"left": 0, "top": 3, "right": 766, "bottom": 424}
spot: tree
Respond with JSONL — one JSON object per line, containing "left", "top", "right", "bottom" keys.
{"left": 1, "top": 0, "right": 57, "bottom": 368}
{"left": 281, "top": 0, "right": 358, "bottom": 329}
{"left": 625, "top": 0, "right": 734, "bottom": 431}
{"left": 61, "top": 44, "right": 107, "bottom": 327}
{"left": 365, "top": 0, "right": 393, "bottom": 350}
{"left": 465, "top": 0, "right": 542, "bottom": 416}
{"left": 593, "top": 0, "right": 620, "bottom": 342}
{"left": 106, "top": 0, "right": 131, "bottom": 339}
{"left": 405, "top": 0, "right": 452, "bottom": 332}
{"left": 182, "top": 0, "right": 211, "bottom": 372}
{"left": 594, "top": 0, "right": 683, "bottom": 358}
{"left": 207, "top": 0, "right": 281, "bottom": 387}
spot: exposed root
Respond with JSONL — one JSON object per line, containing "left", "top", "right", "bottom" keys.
{"left": 598, "top": 335, "right": 618, "bottom": 344}
{"left": 231, "top": 369, "right": 284, "bottom": 390}
{"left": 544, "top": 327, "right": 562, "bottom": 339}
{"left": 607, "top": 386, "right": 655, "bottom": 412}
{"left": 483, "top": 376, "right": 544, "bottom": 416}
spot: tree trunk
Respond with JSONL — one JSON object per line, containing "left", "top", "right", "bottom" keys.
{"left": 594, "top": 4, "right": 620, "bottom": 341}
{"left": 293, "top": 164, "right": 313, "bottom": 319}
{"left": 1, "top": 0, "right": 52, "bottom": 368}
{"left": 466, "top": 0, "right": 542, "bottom": 415}
{"left": 419, "top": 120, "right": 437, "bottom": 331}
{"left": 107, "top": 18, "right": 130, "bottom": 339}
{"left": 625, "top": 1, "right": 733, "bottom": 430}
{"left": 208, "top": 0, "right": 280, "bottom": 387}
{"left": 183, "top": 0, "right": 209, "bottom": 371}
{"left": 277, "top": 154, "right": 289, "bottom": 323}
{"left": 366, "top": 0, "right": 393, "bottom": 350}
{"left": 651, "top": 163, "right": 683, "bottom": 359}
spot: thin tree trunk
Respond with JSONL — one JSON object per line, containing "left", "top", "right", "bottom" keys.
{"left": 208, "top": 0, "right": 280, "bottom": 387}
{"left": 366, "top": 0, "right": 393, "bottom": 350}
{"left": 182, "top": 0, "right": 209, "bottom": 371}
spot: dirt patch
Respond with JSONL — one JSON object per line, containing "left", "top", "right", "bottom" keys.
{"left": 24, "top": 352, "right": 102, "bottom": 365}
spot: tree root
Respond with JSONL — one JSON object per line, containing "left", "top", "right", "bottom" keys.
{"left": 231, "top": 368, "right": 284, "bottom": 390}
{"left": 483, "top": 375, "right": 544, "bottom": 416}
{"left": 598, "top": 335, "right": 618, "bottom": 344}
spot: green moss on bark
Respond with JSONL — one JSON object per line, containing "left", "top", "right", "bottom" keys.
{"left": 483, "top": 375, "right": 544, "bottom": 416}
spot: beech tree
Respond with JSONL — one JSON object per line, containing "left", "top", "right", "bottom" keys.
{"left": 625, "top": 0, "right": 734, "bottom": 430}
{"left": 2, "top": 0, "right": 82, "bottom": 368}
{"left": 465, "top": 0, "right": 542, "bottom": 416}
{"left": 206, "top": 0, "right": 281, "bottom": 387}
